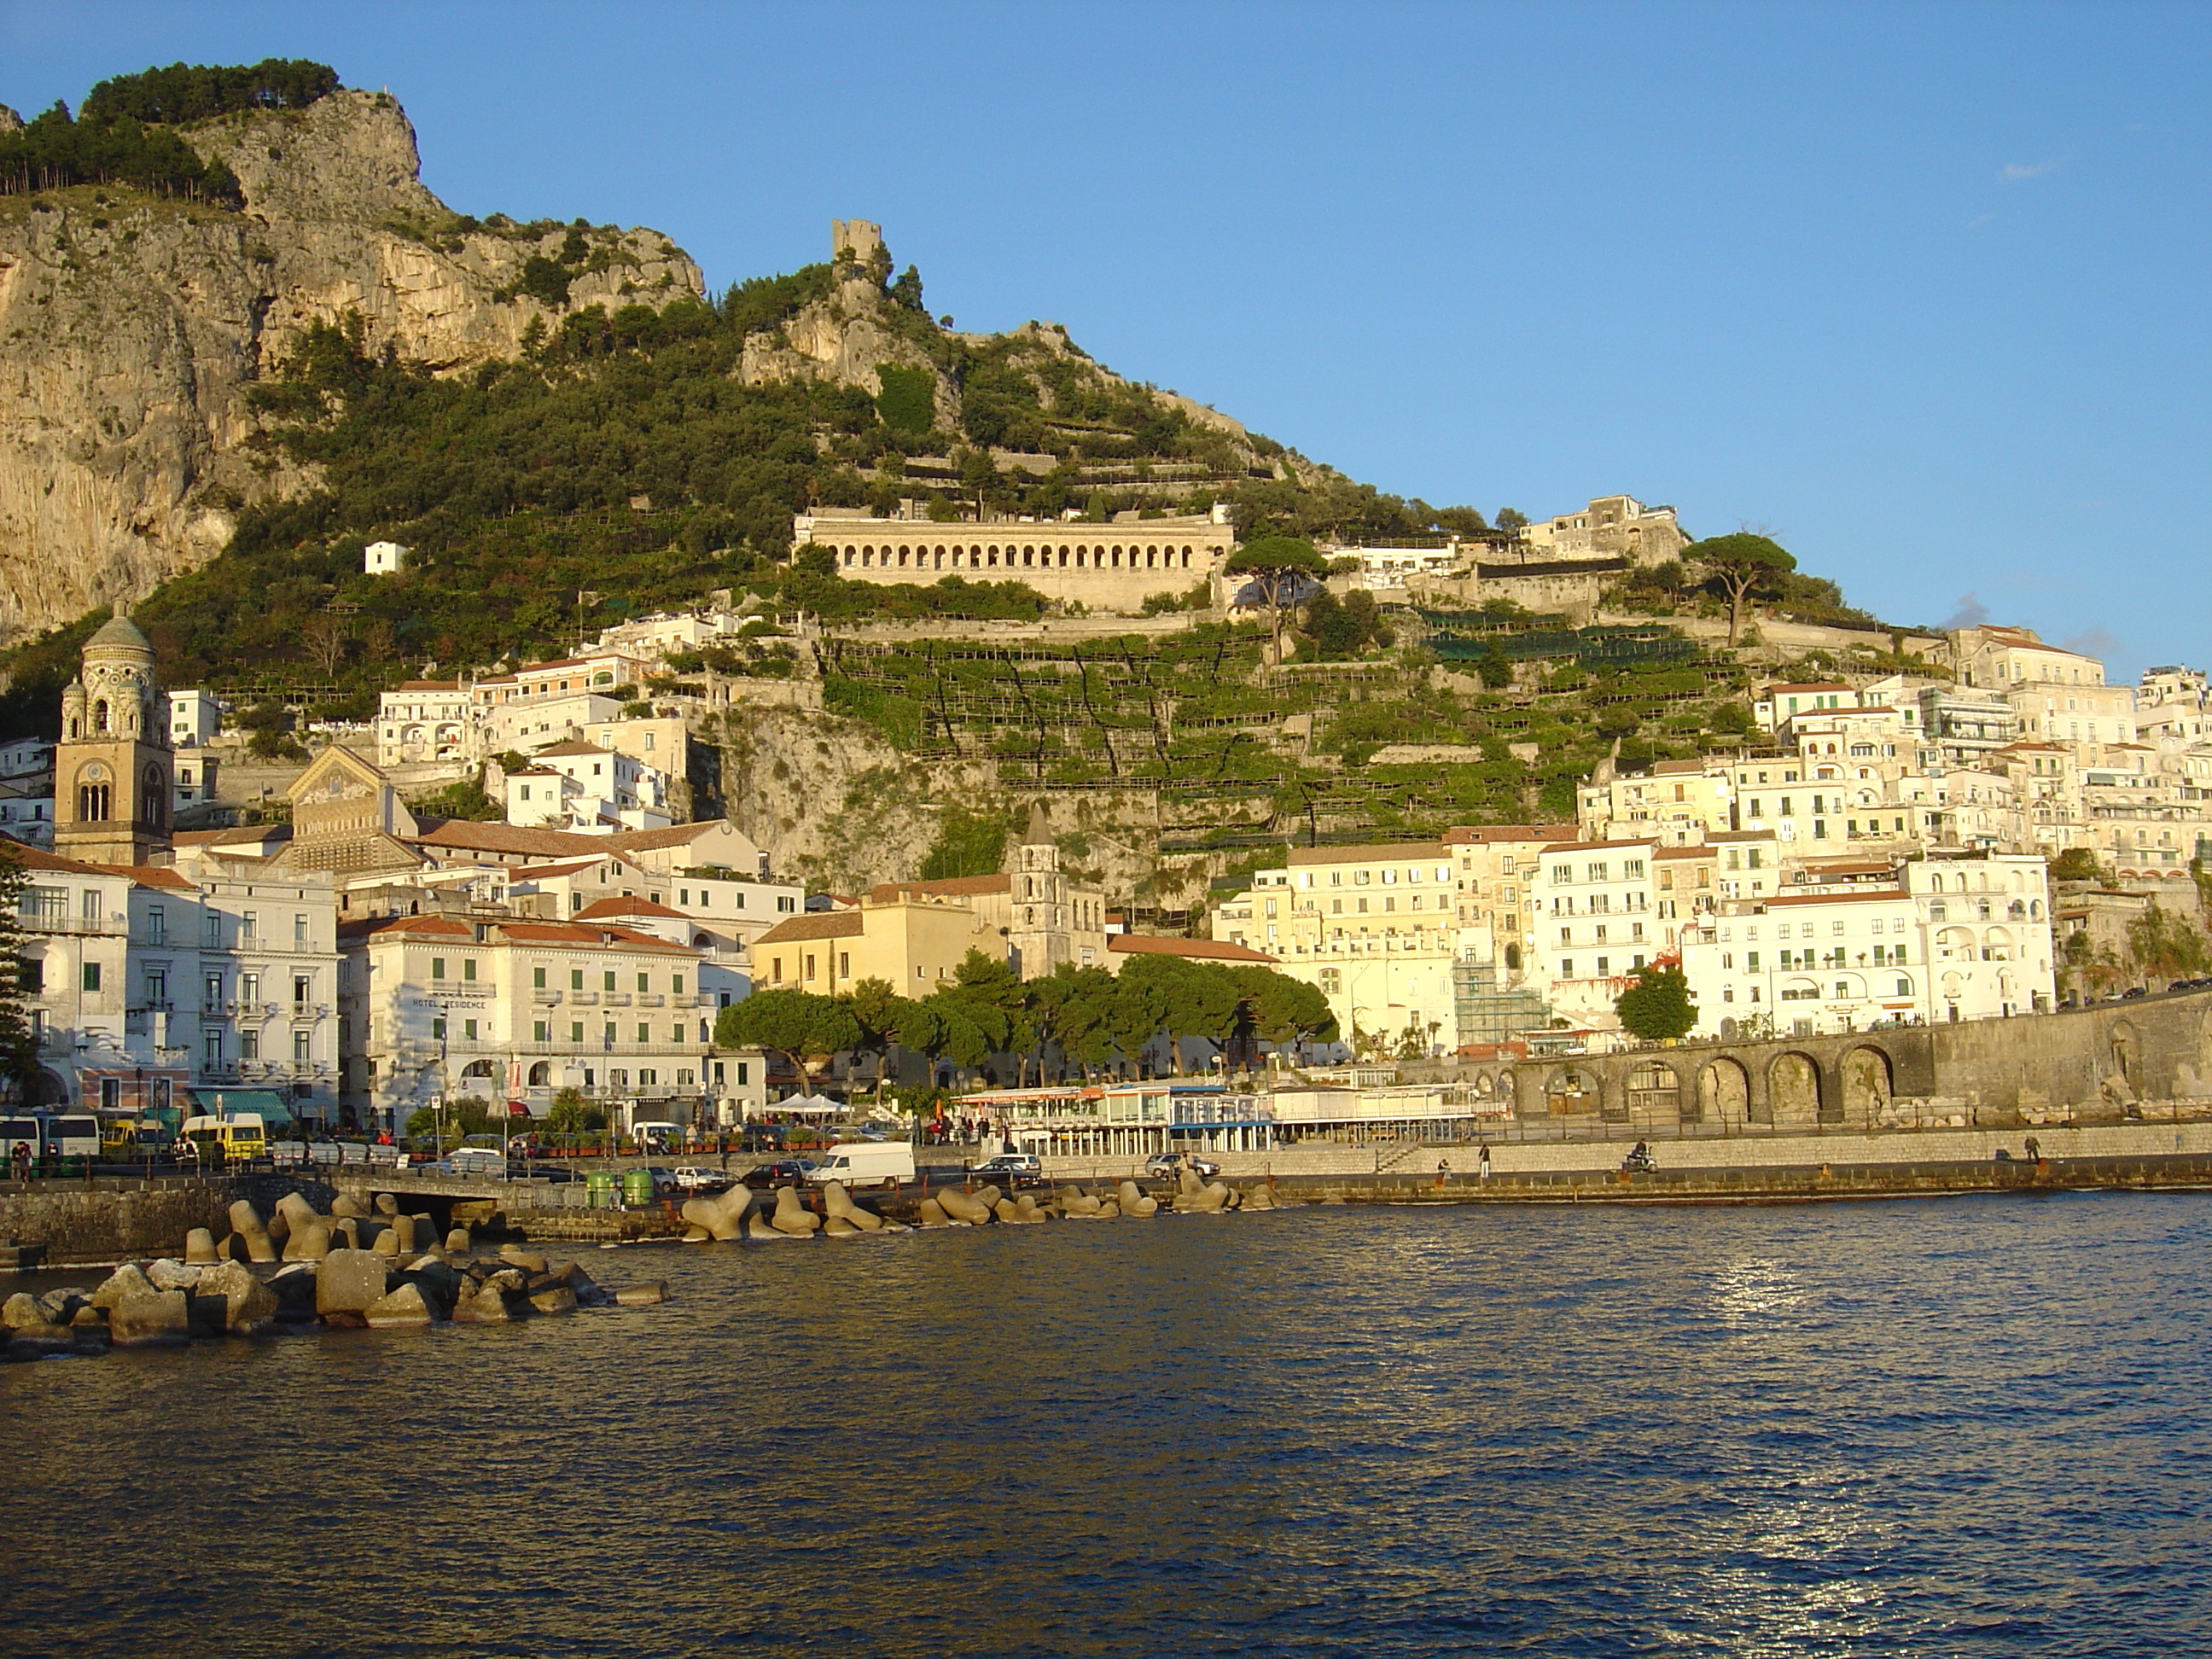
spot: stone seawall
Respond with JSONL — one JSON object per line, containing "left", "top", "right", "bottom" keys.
{"left": 1046, "top": 1119, "right": 2212, "bottom": 1184}
{"left": 0, "top": 1179, "right": 248, "bottom": 1266}
{"left": 1271, "top": 1153, "right": 2212, "bottom": 1207}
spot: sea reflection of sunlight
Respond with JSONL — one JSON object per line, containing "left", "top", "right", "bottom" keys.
{"left": 1711, "top": 1256, "right": 1803, "bottom": 1329}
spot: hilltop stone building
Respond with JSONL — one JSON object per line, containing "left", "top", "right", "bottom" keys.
{"left": 791, "top": 509, "right": 1235, "bottom": 614}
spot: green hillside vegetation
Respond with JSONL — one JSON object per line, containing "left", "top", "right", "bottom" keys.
{"left": 0, "top": 58, "right": 337, "bottom": 201}
{"left": 9, "top": 222, "right": 1506, "bottom": 706}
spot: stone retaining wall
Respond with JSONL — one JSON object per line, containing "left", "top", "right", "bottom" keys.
{"left": 0, "top": 1179, "right": 247, "bottom": 1266}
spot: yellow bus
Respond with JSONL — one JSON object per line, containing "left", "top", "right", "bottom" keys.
{"left": 179, "top": 1113, "right": 268, "bottom": 1161}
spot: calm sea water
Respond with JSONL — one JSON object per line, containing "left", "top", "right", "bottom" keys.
{"left": 3, "top": 1193, "right": 2208, "bottom": 1658}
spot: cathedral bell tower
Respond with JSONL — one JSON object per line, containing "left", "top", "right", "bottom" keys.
{"left": 55, "top": 614, "right": 172, "bottom": 867}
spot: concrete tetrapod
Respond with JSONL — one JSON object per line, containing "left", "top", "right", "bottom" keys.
{"left": 820, "top": 1182, "right": 885, "bottom": 1232}
{"left": 276, "top": 1192, "right": 324, "bottom": 1237}
{"left": 745, "top": 1213, "right": 789, "bottom": 1241}
{"left": 680, "top": 1184, "right": 755, "bottom": 1242}
{"left": 769, "top": 1186, "right": 822, "bottom": 1237}
{"left": 936, "top": 1188, "right": 991, "bottom": 1225}
{"left": 229, "top": 1199, "right": 278, "bottom": 1263}
{"left": 1174, "top": 1170, "right": 1226, "bottom": 1214}
{"left": 914, "top": 1198, "right": 953, "bottom": 1227}
{"left": 181, "top": 1226, "right": 220, "bottom": 1266}
{"left": 1058, "top": 1186, "right": 1103, "bottom": 1216}
{"left": 1117, "top": 1180, "right": 1158, "bottom": 1218}
{"left": 1242, "top": 1184, "right": 1277, "bottom": 1210}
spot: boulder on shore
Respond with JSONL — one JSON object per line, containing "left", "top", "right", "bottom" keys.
{"left": 529, "top": 1283, "right": 578, "bottom": 1315}
{"left": 89, "top": 1263, "right": 154, "bottom": 1310}
{"left": 316, "top": 1248, "right": 393, "bottom": 1322}
{"left": 109, "top": 1287, "right": 190, "bottom": 1348}
{"left": 365, "top": 1282, "right": 442, "bottom": 1327}
{"left": 146, "top": 1258, "right": 203, "bottom": 1291}
{"left": 1, "top": 1291, "right": 42, "bottom": 1330}
{"left": 451, "top": 1282, "right": 516, "bottom": 1323}
{"left": 196, "top": 1261, "right": 279, "bottom": 1334}
{"left": 614, "top": 1282, "right": 667, "bottom": 1306}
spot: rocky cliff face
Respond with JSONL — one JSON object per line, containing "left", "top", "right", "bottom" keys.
{"left": 0, "top": 90, "right": 702, "bottom": 647}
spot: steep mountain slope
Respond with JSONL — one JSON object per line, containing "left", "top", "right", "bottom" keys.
{"left": 0, "top": 82, "right": 697, "bottom": 644}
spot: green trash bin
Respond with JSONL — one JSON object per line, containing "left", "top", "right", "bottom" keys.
{"left": 586, "top": 1170, "right": 618, "bottom": 1209}
{"left": 622, "top": 1167, "right": 655, "bottom": 1207}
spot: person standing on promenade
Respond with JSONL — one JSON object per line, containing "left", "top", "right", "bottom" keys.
{"left": 10, "top": 1139, "right": 31, "bottom": 1183}
{"left": 1478, "top": 1143, "right": 1492, "bottom": 1180}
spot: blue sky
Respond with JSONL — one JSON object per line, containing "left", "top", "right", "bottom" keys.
{"left": 7, "top": 2, "right": 2207, "bottom": 674}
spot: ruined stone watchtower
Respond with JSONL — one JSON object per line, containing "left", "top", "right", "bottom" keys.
{"left": 832, "top": 218, "right": 883, "bottom": 267}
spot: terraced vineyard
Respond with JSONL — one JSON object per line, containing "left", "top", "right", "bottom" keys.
{"left": 808, "top": 606, "right": 1761, "bottom": 848}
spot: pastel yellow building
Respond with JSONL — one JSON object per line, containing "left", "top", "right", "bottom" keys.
{"left": 749, "top": 893, "right": 997, "bottom": 995}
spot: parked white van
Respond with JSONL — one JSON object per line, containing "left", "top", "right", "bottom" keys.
{"left": 805, "top": 1140, "right": 914, "bottom": 1190}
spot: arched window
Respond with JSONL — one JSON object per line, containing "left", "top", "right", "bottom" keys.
{"left": 93, "top": 699, "right": 110, "bottom": 734}
{"left": 141, "top": 766, "right": 165, "bottom": 830}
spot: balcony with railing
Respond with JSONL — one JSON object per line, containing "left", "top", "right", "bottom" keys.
{"left": 19, "top": 910, "right": 125, "bottom": 937}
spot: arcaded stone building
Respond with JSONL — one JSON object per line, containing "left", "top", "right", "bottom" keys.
{"left": 791, "top": 509, "right": 1236, "bottom": 614}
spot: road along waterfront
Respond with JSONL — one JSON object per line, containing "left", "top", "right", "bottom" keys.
{"left": 2, "top": 1192, "right": 2207, "bottom": 1657}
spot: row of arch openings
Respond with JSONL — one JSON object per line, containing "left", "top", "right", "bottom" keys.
{"left": 841, "top": 544, "right": 1196, "bottom": 573}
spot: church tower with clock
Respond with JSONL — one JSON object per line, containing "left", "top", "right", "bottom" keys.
{"left": 55, "top": 614, "right": 173, "bottom": 867}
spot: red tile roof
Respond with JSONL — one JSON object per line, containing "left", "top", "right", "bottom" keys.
{"left": 1109, "top": 934, "right": 1278, "bottom": 964}
{"left": 1444, "top": 824, "right": 1578, "bottom": 845}
{"left": 575, "top": 896, "right": 690, "bottom": 922}
{"left": 869, "top": 875, "right": 1009, "bottom": 901}
{"left": 752, "top": 912, "right": 864, "bottom": 946}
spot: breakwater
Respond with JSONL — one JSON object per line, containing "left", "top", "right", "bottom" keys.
{"left": 0, "top": 1188, "right": 667, "bottom": 1362}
